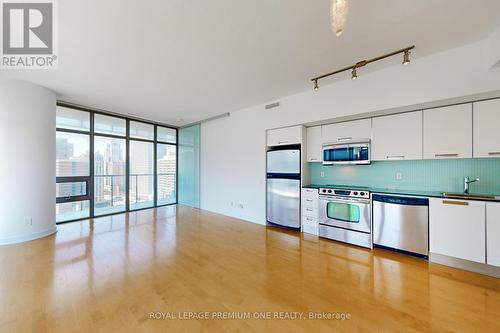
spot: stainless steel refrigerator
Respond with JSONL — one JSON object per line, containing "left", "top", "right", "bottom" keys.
{"left": 266, "top": 147, "right": 301, "bottom": 229}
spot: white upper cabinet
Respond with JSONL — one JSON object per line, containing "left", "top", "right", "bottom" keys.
{"left": 429, "top": 198, "right": 486, "bottom": 264}
{"left": 322, "top": 119, "right": 371, "bottom": 143}
{"left": 372, "top": 111, "right": 423, "bottom": 161}
{"left": 473, "top": 98, "right": 500, "bottom": 158}
{"left": 423, "top": 104, "right": 472, "bottom": 159}
{"left": 306, "top": 126, "right": 322, "bottom": 162}
{"left": 267, "top": 126, "right": 303, "bottom": 147}
{"left": 487, "top": 202, "right": 500, "bottom": 267}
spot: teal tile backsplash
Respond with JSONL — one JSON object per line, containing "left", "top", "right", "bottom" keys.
{"left": 309, "top": 159, "right": 500, "bottom": 195}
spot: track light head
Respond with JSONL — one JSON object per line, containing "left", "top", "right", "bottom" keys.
{"left": 403, "top": 50, "right": 411, "bottom": 65}
{"left": 351, "top": 67, "right": 357, "bottom": 80}
{"left": 313, "top": 79, "right": 319, "bottom": 90}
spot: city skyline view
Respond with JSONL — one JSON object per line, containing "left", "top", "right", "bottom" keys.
{"left": 55, "top": 107, "right": 177, "bottom": 222}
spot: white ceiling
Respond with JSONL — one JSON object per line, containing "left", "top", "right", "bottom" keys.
{"left": 1, "top": 0, "right": 500, "bottom": 126}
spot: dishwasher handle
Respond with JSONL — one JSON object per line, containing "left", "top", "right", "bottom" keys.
{"left": 372, "top": 194, "right": 429, "bottom": 206}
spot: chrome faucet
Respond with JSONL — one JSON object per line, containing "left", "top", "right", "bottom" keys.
{"left": 464, "top": 177, "right": 480, "bottom": 194}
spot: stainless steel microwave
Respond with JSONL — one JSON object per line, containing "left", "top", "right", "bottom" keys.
{"left": 322, "top": 141, "right": 371, "bottom": 165}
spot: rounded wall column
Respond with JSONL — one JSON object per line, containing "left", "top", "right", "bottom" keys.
{"left": 0, "top": 79, "right": 57, "bottom": 244}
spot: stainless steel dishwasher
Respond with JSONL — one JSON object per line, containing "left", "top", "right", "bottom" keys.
{"left": 372, "top": 194, "right": 429, "bottom": 258}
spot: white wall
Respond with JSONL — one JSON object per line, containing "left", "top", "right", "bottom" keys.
{"left": 488, "top": 26, "right": 500, "bottom": 68}
{"left": 0, "top": 80, "right": 57, "bottom": 244}
{"left": 201, "top": 35, "right": 500, "bottom": 225}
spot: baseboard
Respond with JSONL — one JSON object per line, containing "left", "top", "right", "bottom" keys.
{"left": 430, "top": 252, "right": 500, "bottom": 278}
{"left": 197, "top": 205, "right": 266, "bottom": 226}
{"left": 0, "top": 227, "right": 57, "bottom": 245}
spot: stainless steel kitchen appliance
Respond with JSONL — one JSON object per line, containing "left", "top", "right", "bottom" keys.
{"left": 372, "top": 194, "right": 429, "bottom": 258}
{"left": 322, "top": 140, "right": 370, "bottom": 165}
{"left": 318, "top": 187, "right": 372, "bottom": 248}
{"left": 266, "top": 146, "right": 301, "bottom": 229}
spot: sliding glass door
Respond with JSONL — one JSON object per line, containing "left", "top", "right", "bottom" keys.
{"left": 129, "top": 140, "right": 154, "bottom": 210}
{"left": 94, "top": 136, "right": 127, "bottom": 216}
{"left": 157, "top": 144, "right": 177, "bottom": 205}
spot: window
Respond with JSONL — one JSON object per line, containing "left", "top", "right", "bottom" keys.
{"left": 94, "top": 136, "right": 126, "bottom": 216}
{"left": 157, "top": 126, "right": 177, "bottom": 144}
{"left": 56, "top": 182, "right": 87, "bottom": 198}
{"left": 130, "top": 121, "right": 154, "bottom": 140}
{"left": 56, "top": 201, "right": 90, "bottom": 223}
{"left": 55, "top": 104, "right": 177, "bottom": 223}
{"left": 94, "top": 114, "right": 126, "bottom": 136}
{"left": 56, "top": 106, "right": 90, "bottom": 131}
{"left": 56, "top": 107, "right": 92, "bottom": 222}
{"left": 56, "top": 132, "right": 90, "bottom": 177}
{"left": 129, "top": 140, "right": 154, "bottom": 210}
{"left": 157, "top": 144, "right": 176, "bottom": 205}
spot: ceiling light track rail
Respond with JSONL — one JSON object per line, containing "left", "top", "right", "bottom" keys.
{"left": 311, "top": 45, "right": 414, "bottom": 90}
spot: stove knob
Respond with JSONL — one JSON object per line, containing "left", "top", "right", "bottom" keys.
{"left": 353, "top": 191, "right": 358, "bottom": 195}
{"left": 360, "top": 192, "right": 365, "bottom": 196}
{"left": 327, "top": 189, "right": 332, "bottom": 193}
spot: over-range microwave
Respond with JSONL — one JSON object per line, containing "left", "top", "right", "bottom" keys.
{"left": 322, "top": 140, "right": 371, "bottom": 165}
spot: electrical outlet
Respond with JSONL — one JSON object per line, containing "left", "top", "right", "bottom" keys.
{"left": 396, "top": 172, "right": 403, "bottom": 180}
{"left": 320, "top": 172, "right": 325, "bottom": 178}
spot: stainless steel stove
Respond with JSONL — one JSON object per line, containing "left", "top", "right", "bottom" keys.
{"left": 318, "top": 187, "right": 372, "bottom": 249}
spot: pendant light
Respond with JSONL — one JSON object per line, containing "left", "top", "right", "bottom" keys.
{"left": 330, "top": 0, "right": 349, "bottom": 37}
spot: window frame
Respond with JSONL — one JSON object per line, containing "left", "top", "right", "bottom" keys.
{"left": 55, "top": 103, "right": 178, "bottom": 224}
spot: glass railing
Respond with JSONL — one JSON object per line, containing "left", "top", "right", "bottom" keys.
{"left": 95, "top": 173, "right": 174, "bottom": 209}
{"left": 94, "top": 174, "right": 126, "bottom": 215}
{"left": 58, "top": 174, "right": 176, "bottom": 218}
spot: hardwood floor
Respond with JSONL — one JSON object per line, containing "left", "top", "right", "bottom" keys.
{"left": 1, "top": 205, "right": 499, "bottom": 332}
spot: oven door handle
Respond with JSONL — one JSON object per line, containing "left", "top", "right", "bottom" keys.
{"left": 319, "top": 196, "right": 369, "bottom": 205}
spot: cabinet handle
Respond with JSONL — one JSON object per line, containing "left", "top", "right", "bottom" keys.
{"left": 309, "top": 158, "right": 318, "bottom": 161}
{"left": 442, "top": 200, "right": 469, "bottom": 206}
{"left": 306, "top": 208, "right": 313, "bottom": 211}
{"left": 435, "top": 153, "right": 458, "bottom": 157}
{"left": 278, "top": 141, "right": 289, "bottom": 144}
{"left": 488, "top": 152, "right": 500, "bottom": 156}
{"left": 306, "top": 199, "right": 313, "bottom": 202}
{"left": 386, "top": 155, "right": 405, "bottom": 159}
{"left": 337, "top": 137, "right": 352, "bottom": 142}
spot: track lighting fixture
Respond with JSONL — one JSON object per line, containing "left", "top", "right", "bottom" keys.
{"left": 351, "top": 67, "right": 357, "bottom": 80}
{"left": 403, "top": 49, "right": 411, "bottom": 65}
{"left": 310, "top": 45, "right": 414, "bottom": 89}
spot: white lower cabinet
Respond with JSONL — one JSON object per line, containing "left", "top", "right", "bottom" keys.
{"left": 487, "top": 202, "right": 500, "bottom": 267}
{"left": 301, "top": 188, "right": 319, "bottom": 235}
{"left": 430, "top": 198, "right": 486, "bottom": 264}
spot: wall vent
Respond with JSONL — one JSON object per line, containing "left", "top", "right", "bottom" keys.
{"left": 265, "top": 102, "right": 280, "bottom": 110}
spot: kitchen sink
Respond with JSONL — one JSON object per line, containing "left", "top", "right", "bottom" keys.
{"left": 442, "top": 193, "right": 499, "bottom": 200}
